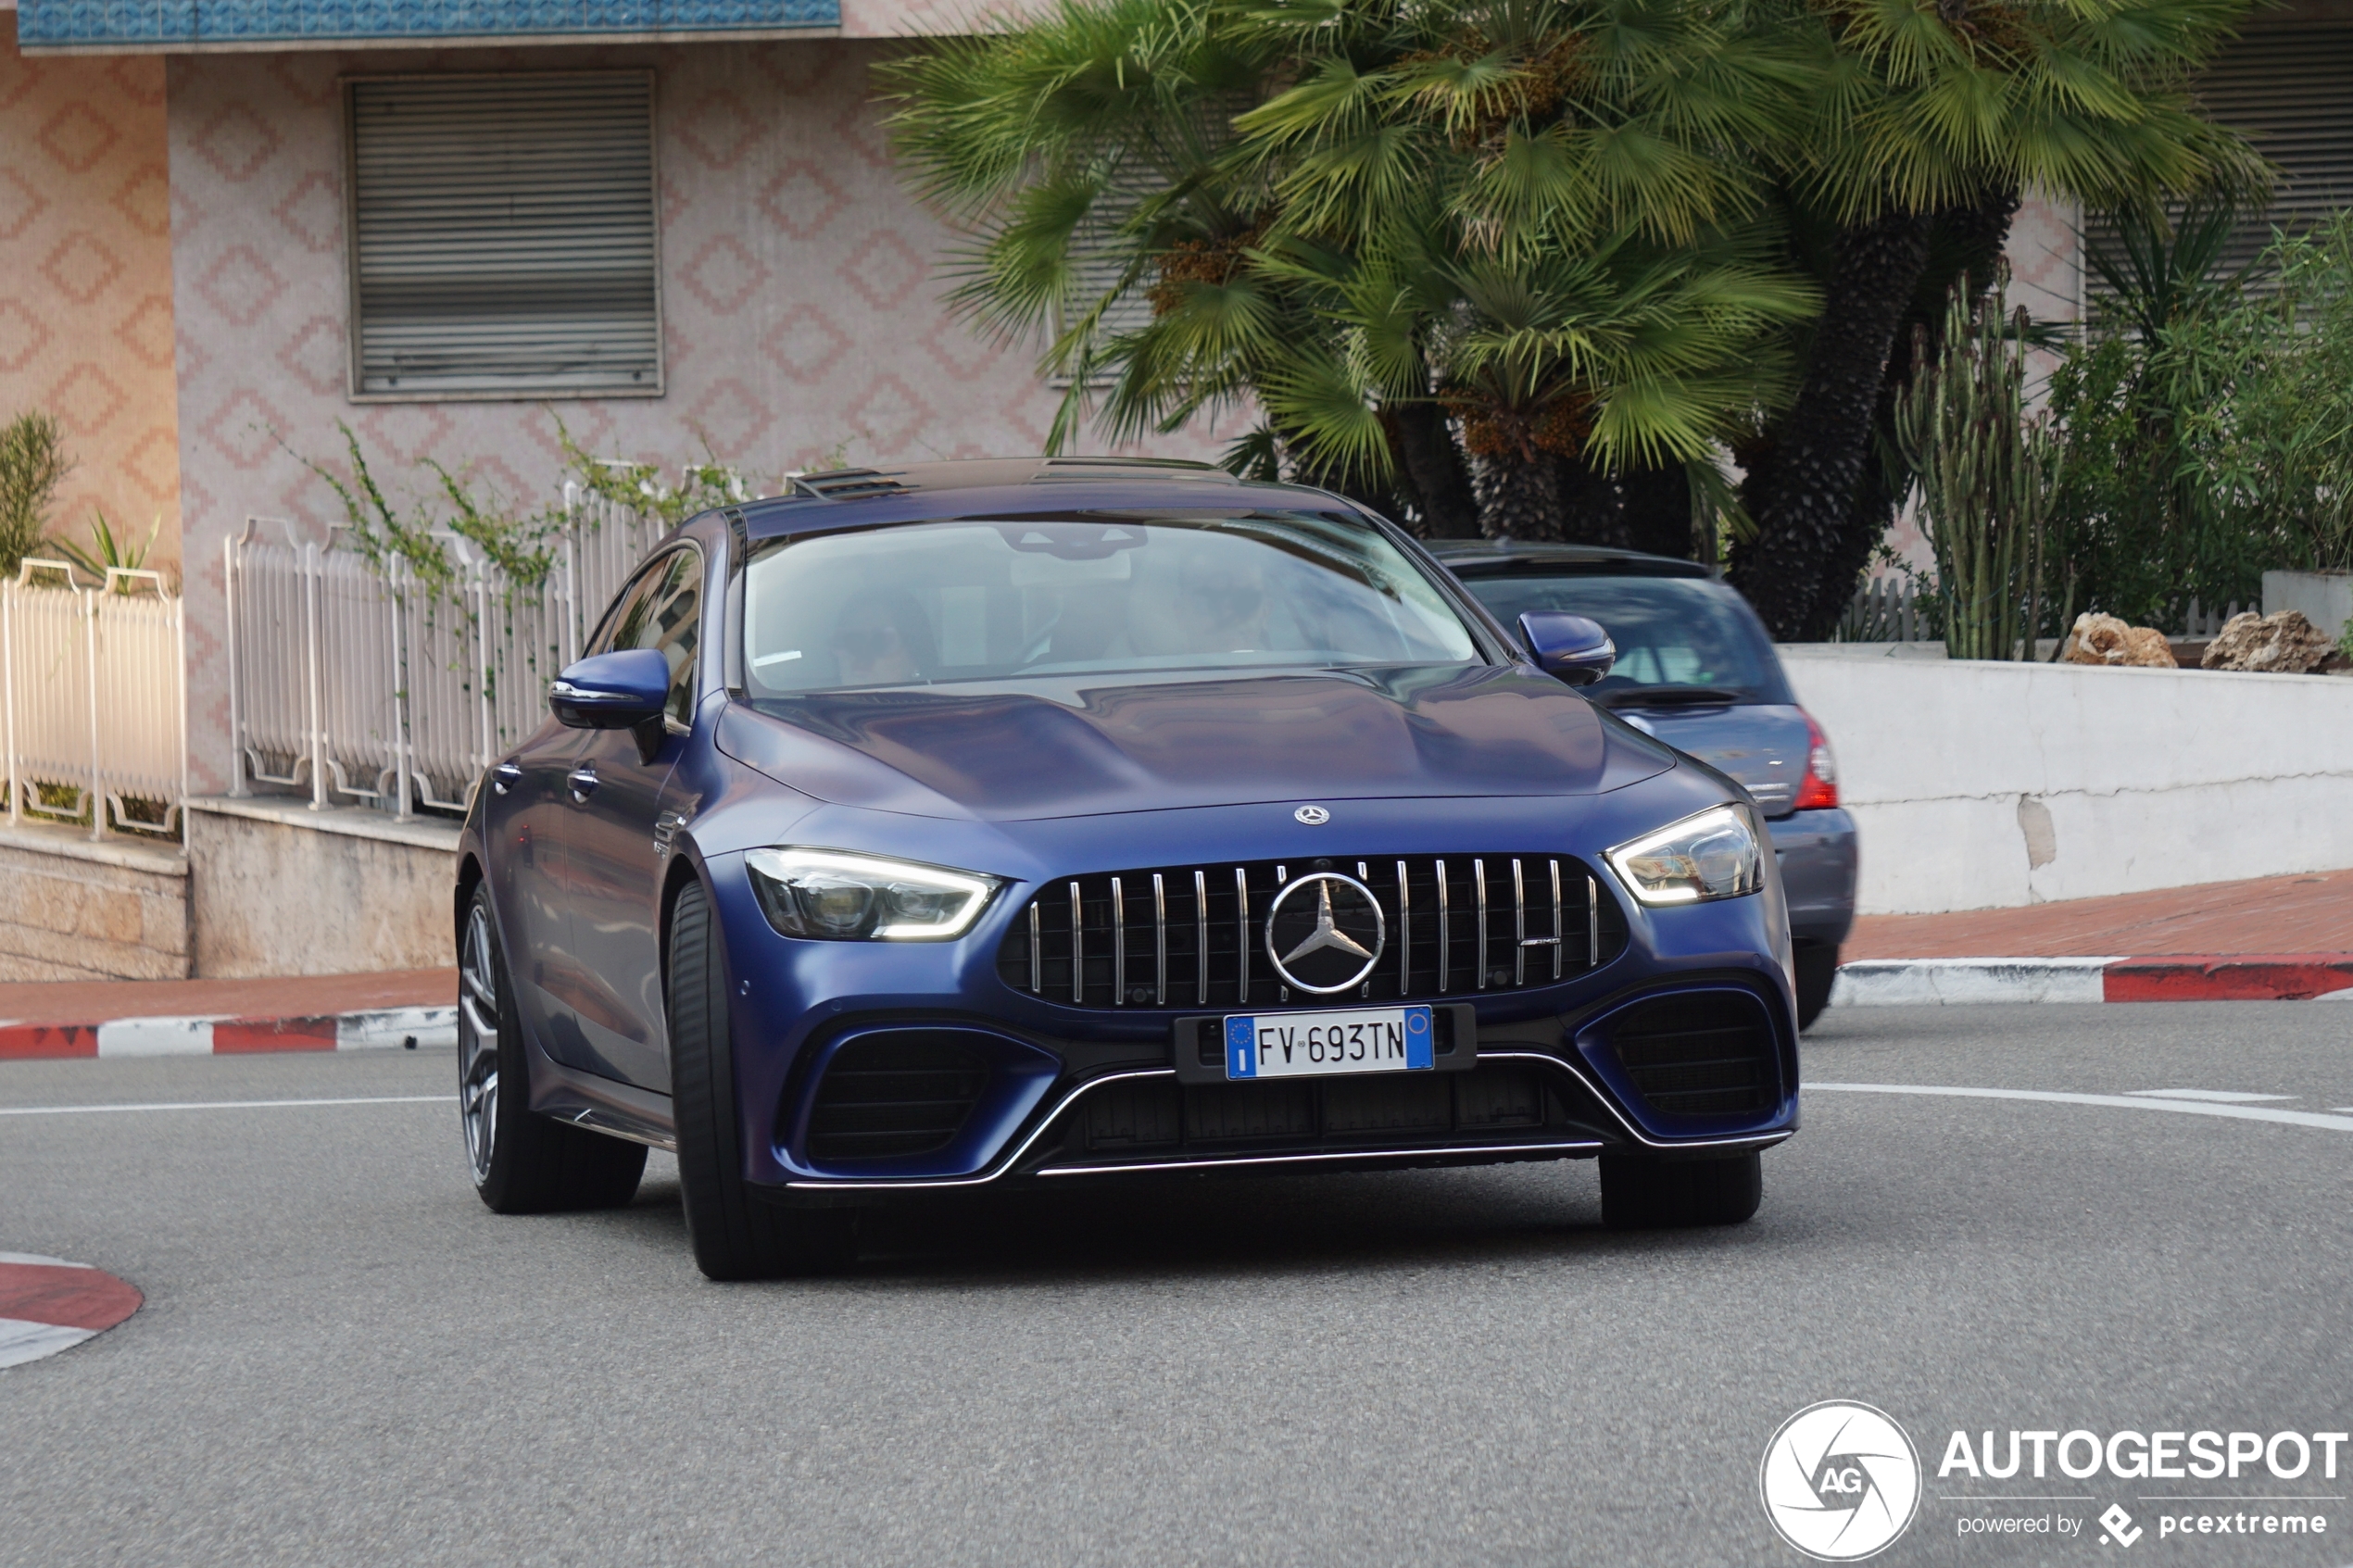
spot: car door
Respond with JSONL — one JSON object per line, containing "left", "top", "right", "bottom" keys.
{"left": 482, "top": 713, "right": 590, "bottom": 1057}
{"left": 558, "top": 546, "right": 706, "bottom": 1093}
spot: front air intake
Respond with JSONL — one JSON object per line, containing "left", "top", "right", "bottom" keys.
{"left": 805, "top": 1034, "right": 989, "bottom": 1162}
{"left": 1604, "top": 993, "right": 1777, "bottom": 1117}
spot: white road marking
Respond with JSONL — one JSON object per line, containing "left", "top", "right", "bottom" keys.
{"left": 0, "top": 1096, "right": 451, "bottom": 1118}
{"left": 0, "top": 1252, "right": 90, "bottom": 1268}
{"left": 2129, "top": 1089, "right": 2299, "bottom": 1103}
{"left": 0, "top": 1317, "right": 95, "bottom": 1370}
{"left": 1810, "top": 1083, "right": 2353, "bottom": 1134}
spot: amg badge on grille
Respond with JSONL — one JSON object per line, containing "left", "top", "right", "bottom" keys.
{"left": 1264, "top": 872, "right": 1386, "bottom": 993}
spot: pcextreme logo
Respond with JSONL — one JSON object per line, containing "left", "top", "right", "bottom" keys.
{"left": 1761, "top": 1401, "right": 1924, "bottom": 1562}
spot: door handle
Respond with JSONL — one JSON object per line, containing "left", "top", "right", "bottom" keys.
{"left": 567, "top": 764, "right": 599, "bottom": 803}
{"left": 491, "top": 760, "right": 522, "bottom": 797}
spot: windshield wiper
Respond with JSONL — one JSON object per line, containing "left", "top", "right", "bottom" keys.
{"left": 1591, "top": 684, "right": 1746, "bottom": 709}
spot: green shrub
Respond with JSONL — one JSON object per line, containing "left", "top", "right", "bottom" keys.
{"left": 0, "top": 410, "right": 70, "bottom": 581}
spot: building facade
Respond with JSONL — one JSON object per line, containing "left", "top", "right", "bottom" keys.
{"left": 2, "top": 0, "right": 2348, "bottom": 802}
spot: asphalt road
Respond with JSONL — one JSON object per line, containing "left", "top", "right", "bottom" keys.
{"left": 3, "top": 1002, "right": 2349, "bottom": 1567}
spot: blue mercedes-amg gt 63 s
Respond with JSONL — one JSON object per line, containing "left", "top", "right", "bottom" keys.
{"left": 455, "top": 458, "right": 1801, "bottom": 1279}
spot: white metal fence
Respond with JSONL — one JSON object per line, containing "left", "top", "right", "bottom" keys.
{"left": 1, "top": 559, "right": 188, "bottom": 841}
{"left": 225, "top": 483, "right": 666, "bottom": 818}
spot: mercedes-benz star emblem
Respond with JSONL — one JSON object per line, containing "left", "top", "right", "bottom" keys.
{"left": 1293, "top": 805, "right": 1331, "bottom": 825}
{"left": 1263, "top": 872, "right": 1386, "bottom": 994}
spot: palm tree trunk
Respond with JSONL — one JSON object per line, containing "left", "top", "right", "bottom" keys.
{"left": 1799, "top": 190, "right": 2023, "bottom": 637}
{"left": 1620, "top": 464, "right": 1695, "bottom": 559}
{"left": 1387, "top": 404, "right": 1481, "bottom": 538}
{"left": 1731, "top": 211, "right": 1931, "bottom": 638}
{"left": 1470, "top": 451, "right": 1564, "bottom": 541}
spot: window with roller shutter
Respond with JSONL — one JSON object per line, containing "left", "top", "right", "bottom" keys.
{"left": 343, "top": 71, "right": 662, "bottom": 401}
{"left": 2085, "top": 25, "right": 2353, "bottom": 294}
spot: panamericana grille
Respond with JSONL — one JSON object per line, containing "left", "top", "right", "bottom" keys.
{"left": 805, "top": 1034, "right": 990, "bottom": 1162}
{"left": 1606, "top": 994, "right": 1776, "bottom": 1117}
{"left": 997, "top": 855, "right": 1627, "bottom": 1010}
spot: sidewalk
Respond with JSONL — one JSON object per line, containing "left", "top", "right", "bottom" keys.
{"left": 0, "top": 968, "right": 456, "bottom": 1059}
{"left": 1839, "top": 869, "right": 2353, "bottom": 1005}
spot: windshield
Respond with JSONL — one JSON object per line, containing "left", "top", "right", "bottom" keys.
{"left": 741, "top": 511, "right": 1481, "bottom": 696}
{"left": 1457, "top": 572, "right": 1793, "bottom": 705}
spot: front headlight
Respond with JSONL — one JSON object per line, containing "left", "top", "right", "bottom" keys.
{"left": 1604, "top": 804, "right": 1764, "bottom": 906}
{"left": 744, "top": 847, "right": 1001, "bottom": 940}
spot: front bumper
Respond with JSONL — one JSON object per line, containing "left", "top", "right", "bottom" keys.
{"left": 709, "top": 852, "right": 1801, "bottom": 1198}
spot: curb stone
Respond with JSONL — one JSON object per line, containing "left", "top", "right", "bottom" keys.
{"left": 1831, "top": 955, "right": 2353, "bottom": 1007}
{"left": 0, "top": 1005, "right": 459, "bottom": 1060}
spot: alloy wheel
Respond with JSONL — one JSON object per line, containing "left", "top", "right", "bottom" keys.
{"left": 458, "top": 900, "right": 500, "bottom": 1185}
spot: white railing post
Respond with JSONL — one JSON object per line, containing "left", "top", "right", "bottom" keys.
{"left": 304, "top": 542, "right": 326, "bottom": 811}
{"left": 2, "top": 571, "right": 16, "bottom": 829}
{"left": 225, "top": 531, "right": 245, "bottom": 797}
{"left": 82, "top": 575, "right": 100, "bottom": 841}
{"left": 173, "top": 583, "right": 188, "bottom": 845}
{"left": 390, "top": 553, "right": 411, "bottom": 821}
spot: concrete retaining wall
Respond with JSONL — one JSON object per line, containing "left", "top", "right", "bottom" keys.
{"left": 184, "top": 797, "right": 459, "bottom": 978}
{"left": 1780, "top": 646, "right": 2353, "bottom": 915}
{"left": 0, "top": 823, "right": 190, "bottom": 982}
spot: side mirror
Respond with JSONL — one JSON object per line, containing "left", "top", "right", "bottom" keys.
{"left": 549, "top": 648, "right": 671, "bottom": 729}
{"left": 1519, "top": 611, "right": 1616, "bottom": 687}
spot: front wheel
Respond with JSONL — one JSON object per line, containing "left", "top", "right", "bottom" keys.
{"left": 458, "top": 884, "right": 647, "bottom": 1213}
{"left": 1600, "top": 1150, "right": 1762, "bottom": 1229}
{"left": 667, "top": 880, "right": 855, "bottom": 1281}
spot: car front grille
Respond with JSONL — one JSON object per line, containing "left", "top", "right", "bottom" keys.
{"left": 996, "top": 854, "right": 1626, "bottom": 1010}
{"left": 805, "top": 1033, "right": 991, "bottom": 1162}
{"left": 1604, "top": 993, "right": 1776, "bottom": 1117}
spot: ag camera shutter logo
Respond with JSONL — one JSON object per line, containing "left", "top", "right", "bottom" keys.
{"left": 1760, "top": 1401, "right": 1922, "bottom": 1561}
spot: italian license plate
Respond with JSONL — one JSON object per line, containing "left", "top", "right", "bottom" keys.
{"left": 1222, "top": 1005, "right": 1435, "bottom": 1081}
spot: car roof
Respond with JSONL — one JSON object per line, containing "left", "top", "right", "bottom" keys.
{"left": 1423, "top": 539, "right": 1714, "bottom": 580}
{"left": 731, "top": 458, "right": 1350, "bottom": 540}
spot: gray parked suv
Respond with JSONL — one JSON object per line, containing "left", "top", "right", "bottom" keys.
{"left": 1430, "top": 540, "right": 1857, "bottom": 1028}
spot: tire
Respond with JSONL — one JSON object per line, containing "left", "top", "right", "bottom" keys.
{"left": 458, "top": 884, "right": 648, "bottom": 1213}
{"left": 667, "top": 880, "right": 856, "bottom": 1281}
{"left": 1793, "top": 942, "right": 1839, "bottom": 1032}
{"left": 1600, "top": 1150, "right": 1763, "bottom": 1229}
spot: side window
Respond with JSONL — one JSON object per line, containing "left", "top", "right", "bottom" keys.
{"left": 610, "top": 550, "right": 702, "bottom": 728}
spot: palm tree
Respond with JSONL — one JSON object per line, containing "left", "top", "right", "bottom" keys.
{"left": 1725, "top": 0, "right": 2264, "bottom": 638}
{"left": 879, "top": 0, "right": 1821, "bottom": 541}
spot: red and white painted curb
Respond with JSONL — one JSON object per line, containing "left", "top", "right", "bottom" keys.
{"left": 1832, "top": 955, "right": 2353, "bottom": 1007}
{"left": 0, "top": 1005, "right": 457, "bottom": 1061}
{"left": 0, "top": 1253, "right": 142, "bottom": 1369}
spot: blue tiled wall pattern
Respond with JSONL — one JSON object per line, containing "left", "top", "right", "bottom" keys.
{"left": 21, "top": 0, "right": 839, "bottom": 45}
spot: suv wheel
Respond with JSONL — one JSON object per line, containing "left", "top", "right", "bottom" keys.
{"left": 458, "top": 884, "right": 647, "bottom": 1213}
{"left": 1600, "top": 1150, "right": 1763, "bottom": 1229}
{"left": 667, "top": 880, "right": 856, "bottom": 1281}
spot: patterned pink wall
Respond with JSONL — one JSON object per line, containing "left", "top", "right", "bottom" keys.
{"left": 168, "top": 38, "right": 1234, "bottom": 794}
{"left": 0, "top": 17, "right": 179, "bottom": 578}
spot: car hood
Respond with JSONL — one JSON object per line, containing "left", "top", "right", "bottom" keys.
{"left": 1609, "top": 700, "right": 1811, "bottom": 816}
{"left": 716, "top": 665, "right": 1673, "bottom": 822}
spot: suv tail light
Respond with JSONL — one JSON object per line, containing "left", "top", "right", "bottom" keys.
{"left": 1794, "top": 711, "right": 1839, "bottom": 809}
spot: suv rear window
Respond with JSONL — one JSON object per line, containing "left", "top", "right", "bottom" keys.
{"left": 1455, "top": 572, "right": 1793, "bottom": 706}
